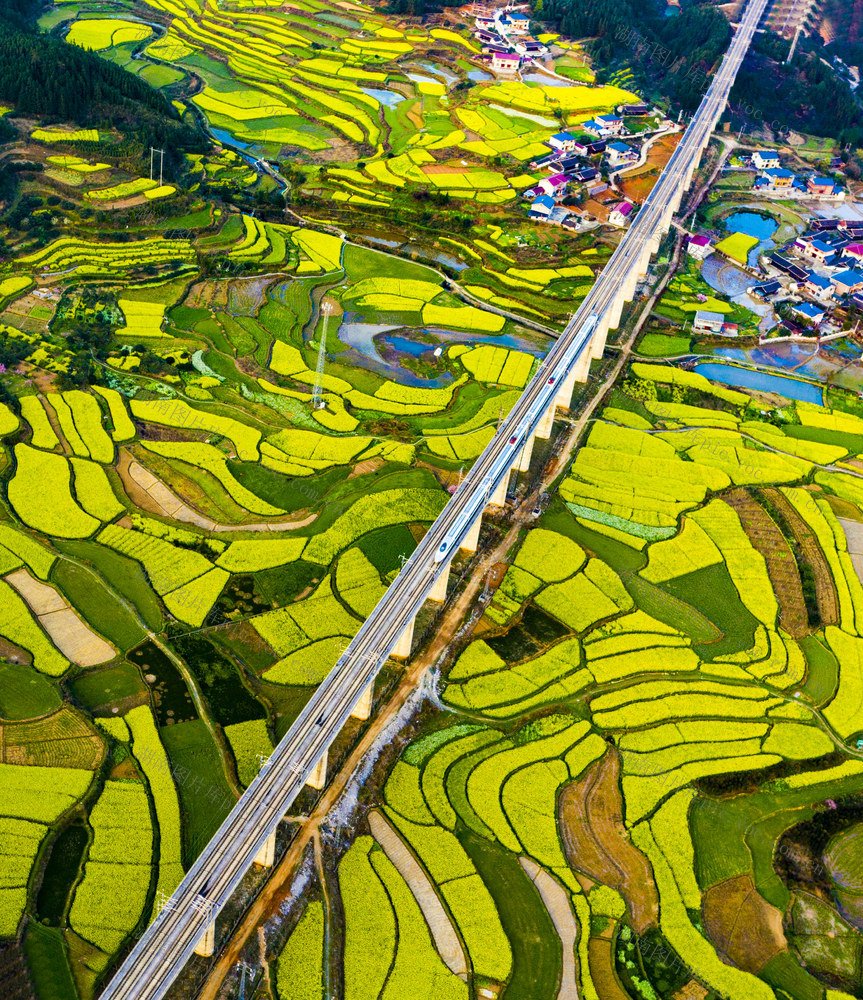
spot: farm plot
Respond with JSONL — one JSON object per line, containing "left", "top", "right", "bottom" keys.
{"left": 69, "top": 779, "right": 153, "bottom": 955}
{"left": 18, "top": 237, "right": 195, "bottom": 276}
{"left": 0, "top": 763, "right": 94, "bottom": 937}
{"left": 5, "top": 568, "right": 116, "bottom": 667}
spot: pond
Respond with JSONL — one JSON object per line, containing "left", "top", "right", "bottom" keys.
{"left": 468, "top": 69, "right": 491, "bottom": 82}
{"left": 210, "top": 127, "right": 250, "bottom": 150}
{"left": 692, "top": 361, "right": 825, "bottom": 405}
{"left": 700, "top": 254, "right": 778, "bottom": 334}
{"left": 129, "top": 641, "right": 197, "bottom": 726}
{"left": 36, "top": 825, "right": 89, "bottom": 926}
{"left": 723, "top": 210, "right": 779, "bottom": 267}
{"left": 407, "top": 72, "right": 438, "bottom": 85}
{"left": 488, "top": 103, "right": 559, "bottom": 127}
{"left": 417, "top": 61, "right": 458, "bottom": 86}
{"left": 336, "top": 318, "right": 550, "bottom": 386}
{"left": 522, "top": 71, "right": 572, "bottom": 87}
{"left": 709, "top": 338, "right": 863, "bottom": 390}
{"left": 360, "top": 87, "right": 404, "bottom": 109}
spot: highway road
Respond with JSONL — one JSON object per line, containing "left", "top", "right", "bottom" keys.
{"left": 100, "top": 0, "right": 770, "bottom": 995}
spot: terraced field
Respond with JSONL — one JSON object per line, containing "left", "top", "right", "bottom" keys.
{"left": 2, "top": 1, "right": 863, "bottom": 999}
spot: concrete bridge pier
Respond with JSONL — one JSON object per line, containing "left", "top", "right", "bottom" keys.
{"left": 253, "top": 831, "right": 277, "bottom": 867}
{"left": 606, "top": 296, "right": 625, "bottom": 332}
{"left": 350, "top": 682, "right": 374, "bottom": 719}
{"left": 459, "top": 512, "right": 483, "bottom": 553}
{"left": 534, "top": 400, "right": 556, "bottom": 438}
{"left": 194, "top": 922, "right": 216, "bottom": 958}
{"left": 488, "top": 472, "right": 509, "bottom": 508}
{"left": 392, "top": 618, "right": 415, "bottom": 659}
{"left": 554, "top": 368, "right": 580, "bottom": 407}
{"left": 514, "top": 433, "right": 534, "bottom": 472}
{"left": 684, "top": 161, "right": 696, "bottom": 191}
{"left": 589, "top": 317, "right": 610, "bottom": 359}
{"left": 307, "top": 750, "right": 328, "bottom": 790}
{"left": 638, "top": 246, "right": 652, "bottom": 276}
{"left": 623, "top": 267, "right": 639, "bottom": 300}
{"left": 429, "top": 560, "right": 451, "bottom": 602}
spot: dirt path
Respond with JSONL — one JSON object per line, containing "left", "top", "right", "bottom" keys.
{"left": 519, "top": 857, "right": 580, "bottom": 1000}
{"left": 369, "top": 810, "right": 467, "bottom": 977}
{"left": 117, "top": 451, "right": 318, "bottom": 533}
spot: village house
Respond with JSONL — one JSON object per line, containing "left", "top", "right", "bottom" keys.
{"left": 609, "top": 201, "right": 634, "bottom": 226}
{"left": 572, "top": 136, "right": 606, "bottom": 156}
{"left": 528, "top": 194, "right": 555, "bottom": 219}
{"left": 548, "top": 131, "right": 576, "bottom": 152}
{"left": 808, "top": 176, "right": 843, "bottom": 198}
{"left": 693, "top": 310, "right": 726, "bottom": 335}
{"left": 687, "top": 235, "right": 713, "bottom": 260}
{"left": 537, "top": 172, "right": 569, "bottom": 198}
{"left": 507, "top": 11, "right": 530, "bottom": 31}
{"left": 752, "top": 150, "right": 780, "bottom": 170}
{"left": 761, "top": 167, "right": 795, "bottom": 188}
{"left": 606, "top": 141, "right": 638, "bottom": 167}
{"left": 793, "top": 301, "right": 825, "bottom": 325}
{"left": 831, "top": 269, "right": 863, "bottom": 296}
{"left": 619, "top": 102, "right": 651, "bottom": 116}
{"left": 514, "top": 37, "right": 546, "bottom": 56}
{"left": 582, "top": 114, "right": 623, "bottom": 138}
{"left": 490, "top": 51, "right": 520, "bottom": 72}
{"left": 797, "top": 238, "right": 839, "bottom": 265}
{"left": 804, "top": 271, "right": 834, "bottom": 300}
{"left": 843, "top": 243, "right": 863, "bottom": 265}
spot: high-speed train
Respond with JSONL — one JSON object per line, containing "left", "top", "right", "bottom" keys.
{"left": 433, "top": 312, "right": 599, "bottom": 564}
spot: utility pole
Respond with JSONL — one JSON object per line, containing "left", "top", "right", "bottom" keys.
{"left": 150, "top": 147, "right": 165, "bottom": 185}
{"left": 786, "top": 24, "right": 802, "bottom": 64}
{"left": 312, "top": 302, "right": 332, "bottom": 409}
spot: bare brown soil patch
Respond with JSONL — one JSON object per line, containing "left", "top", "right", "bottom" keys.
{"left": 588, "top": 936, "right": 630, "bottom": 1000}
{"left": 1, "top": 707, "right": 104, "bottom": 769}
{"left": 702, "top": 873, "right": 787, "bottom": 973}
{"left": 724, "top": 491, "right": 808, "bottom": 637}
{"left": 558, "top": 749, "right": 658, "bottom": 932}
{"left": 5, "top": 568, "right": 116, "bottom": 666}
{"left": 422, "top": 163, "right": 467, "bottom": 175}
{"left": 0, "top": 637, "right": 31, "bottom": 665}
{"left": 762, "top": 488, "right": 839, "bottom": 628}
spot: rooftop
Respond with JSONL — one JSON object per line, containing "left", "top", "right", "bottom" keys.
{"left": 795, "top": 302, "right": 824, "bottom": 319}
{"left": 833, "top": 268, "right": 863, "bottom": 285}
{"left": 695, "top": 310, "right": 725, "bottom": 323}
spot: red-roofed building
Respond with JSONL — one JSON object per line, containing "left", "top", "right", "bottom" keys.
{"left": 687, "top": 235, "right": 713, "bottom": 260}
{"left": 491, "top": 51, "right": 520, "bottom": 72}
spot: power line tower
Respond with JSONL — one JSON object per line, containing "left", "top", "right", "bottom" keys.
{"left": 149, "top": 147, "right": 165, "bottom": 186}
{"left": 312, "top": 303, "right": 332, "bottom": 410}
